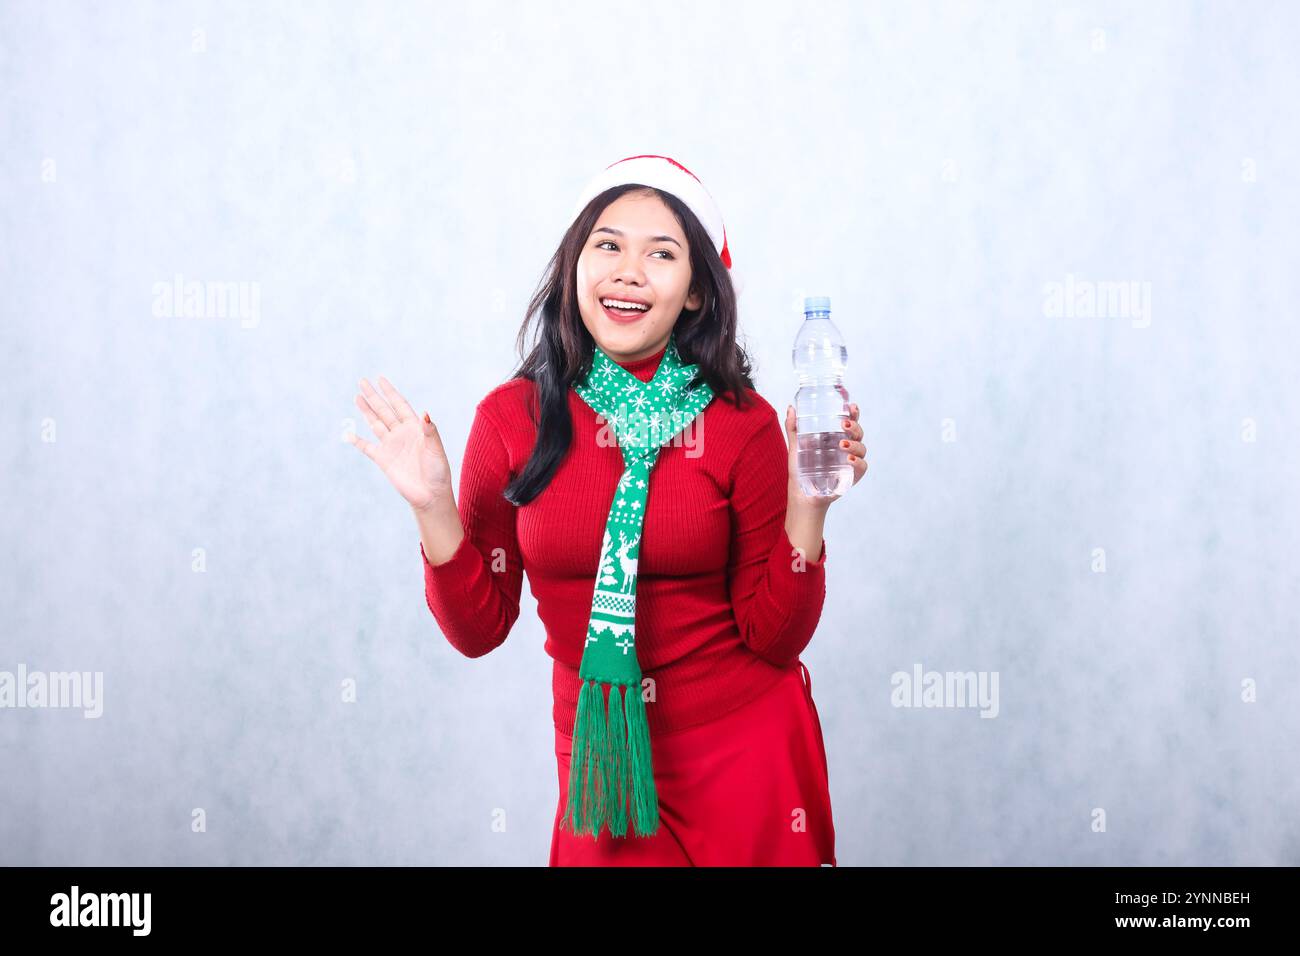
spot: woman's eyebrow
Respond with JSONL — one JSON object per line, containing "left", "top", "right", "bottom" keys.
{"left": 592, "top": 226, "right": 682, "bottom": 249}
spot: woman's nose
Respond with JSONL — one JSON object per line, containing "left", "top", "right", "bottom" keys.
{"left": 612, "top": 256, "right": 646, "bottom": 285}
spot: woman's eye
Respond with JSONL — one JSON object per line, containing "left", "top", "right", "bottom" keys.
{"left": 596, "top": 240, "right": 673, "bottom": 260}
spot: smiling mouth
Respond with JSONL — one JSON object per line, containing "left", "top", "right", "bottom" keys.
{"left": 600, "top": 297, "right": 652, "bottom": 322}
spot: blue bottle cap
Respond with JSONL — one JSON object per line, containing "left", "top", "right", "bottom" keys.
{"left": 803, "top": 296, "right": 831, "bottom": 315}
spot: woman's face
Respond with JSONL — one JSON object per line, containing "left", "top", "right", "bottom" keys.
{"left": 576, "top": 191, "right": 703, "bottom": 364}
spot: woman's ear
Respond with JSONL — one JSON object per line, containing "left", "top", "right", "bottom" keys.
{"left": 685, "top": 283, "right": 703, "bottom": 312}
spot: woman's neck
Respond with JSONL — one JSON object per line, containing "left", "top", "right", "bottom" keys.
{"left": 611, "top": 341, "right": 668, "bottom": 381}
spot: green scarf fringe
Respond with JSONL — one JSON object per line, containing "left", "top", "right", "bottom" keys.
{"left": 561, "top": 679, "right": 659, "bottom": 838}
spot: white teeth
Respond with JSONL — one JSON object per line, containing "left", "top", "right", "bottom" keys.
{"left": 601, "top": 298, "right": 649, "bottom": 311}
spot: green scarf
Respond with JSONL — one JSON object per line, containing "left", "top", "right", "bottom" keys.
{"left": 560, "top": 330, "right": 715, "bottom": 839}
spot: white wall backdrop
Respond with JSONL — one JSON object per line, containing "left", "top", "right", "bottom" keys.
{"left": 2, "top": 0, "right": 1296, "bottom": 866}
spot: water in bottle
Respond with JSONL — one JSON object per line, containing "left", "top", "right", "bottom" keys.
{"left": 793, "top": 296, "right": 853, "bottom": 497}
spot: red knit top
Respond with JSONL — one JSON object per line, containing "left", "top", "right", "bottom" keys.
{"left": 420, "top": 342, "right": 828, "bottom": 738}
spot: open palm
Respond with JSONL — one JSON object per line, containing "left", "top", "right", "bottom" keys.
{"left": 348, "top": 375, "right": 452, "bottom": 513}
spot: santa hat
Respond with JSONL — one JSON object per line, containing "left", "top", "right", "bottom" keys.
{"left": 569, "top": 154, "right": 732, "bottom": 270}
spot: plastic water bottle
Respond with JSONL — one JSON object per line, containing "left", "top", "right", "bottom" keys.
{"left": 793, "top": 296, "right": 852, "bottom": 497}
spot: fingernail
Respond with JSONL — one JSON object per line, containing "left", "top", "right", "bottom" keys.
{"left": 840, "top": 440, "right": 849, "bottom": 448}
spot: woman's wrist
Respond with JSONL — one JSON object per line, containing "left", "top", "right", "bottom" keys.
{"left": 784, "top": 495, "right": 828, "bottom": 562}
{"left": 414, "top": 496, "right": 465, "bottom": 567}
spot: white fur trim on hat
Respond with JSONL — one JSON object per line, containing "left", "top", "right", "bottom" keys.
{"left": 569, "top": 154, "right": 731, "bottom": 269}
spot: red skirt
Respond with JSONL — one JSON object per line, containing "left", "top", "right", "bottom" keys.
{"left": 549, "top": 659, "right": 836, "bottom": 866}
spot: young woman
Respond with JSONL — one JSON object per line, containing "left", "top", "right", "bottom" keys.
{"left": 348, "top": 155, "right": 867, "bottom": 866}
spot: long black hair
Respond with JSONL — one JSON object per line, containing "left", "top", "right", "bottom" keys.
{"left": 502, "top": 183, "right": 756, "bottom": 507}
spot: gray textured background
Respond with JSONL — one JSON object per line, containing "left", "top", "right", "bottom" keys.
{"left": 2, "top": 0, "right": 1296, "bottom": 866}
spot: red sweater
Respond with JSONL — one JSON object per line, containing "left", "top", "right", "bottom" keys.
{"left": 420, "top": 343, "right": 828, "bottom": 737}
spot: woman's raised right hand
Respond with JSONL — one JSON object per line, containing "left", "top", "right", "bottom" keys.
{"left": 348, "top": 375, "right": 452, "bottom": 513}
